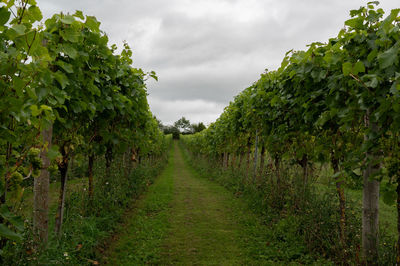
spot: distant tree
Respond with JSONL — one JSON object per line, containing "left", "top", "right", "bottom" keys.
{"left": 191, "top": 122, "right": 206, "bottom": 133}
{"left": 162, "top": 125, "right": 172, "bottom": 135}
{"left": 171, "top": 127, "right": 180, "bottom": 139}
{"left": 165, "top": 118, "right": 206, "bottom": 138}
{"left": 174, "top": 117, "right": 192, "bottom": 134}
{"left": 163, "top": 125, "right": 180, "bottom": 139}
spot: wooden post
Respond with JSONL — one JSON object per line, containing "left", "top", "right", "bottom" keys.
{"left": 362, "top": 110, "right": 380, "bottom": 263}
{"left": 253, "top": 130, "right": 259, "bottom": 183}
{"left": 246, "top": 137, "right": 251, "bottom": 180}
{"left": 397, "top": 170, "right": 400, "bottom": 264}
{"left": 33, "top": 125, "right": 53, "bottom": 244}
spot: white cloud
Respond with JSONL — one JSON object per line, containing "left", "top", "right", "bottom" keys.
{"left": 148, "top": 97, "right": 225, "bottom": 125}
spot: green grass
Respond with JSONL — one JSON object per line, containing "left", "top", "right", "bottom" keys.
{"left": 313, "top": 183, "right": 397, "bottom": 239}
{"left": 160, "top": 142, "right": 244, "bottom": 265}
{"left": 12, "top": 178, "right": 86, "bottom": 218}
{"left": 313, "top": 161, "right": 397, "bottom": 239}
{"left": 103, "top": 145, "right": 175, "bottom": 265}
{"left": 180, "top": 146, "right": 334, "bottom": 265}
{"left": 3, "top": 148, "right": 171, "bottom": 265}
{"left": 345, "top": 188, "right": 397, "bottom": 238}
{"left": 104, "top": 142, "right": 332, "bottom": 265}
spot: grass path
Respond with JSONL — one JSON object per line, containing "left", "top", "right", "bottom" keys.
{"left": 104, "top": 142, "right": 286, "bottom": 265}
{"left": 159, "top": 143, "right": 244, "bottom": 265}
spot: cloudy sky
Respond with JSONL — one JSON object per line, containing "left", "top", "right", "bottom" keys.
{"left": 38, "top": 0, "right": 399, "bottom": 125}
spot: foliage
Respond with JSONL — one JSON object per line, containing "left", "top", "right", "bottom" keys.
{"left": 0, "top": 0, "right": 167, "bottom": 257}
{"left": 191, "top": 122, "right": 206, "bottom": 133}
{"left": 162, "top": 125, "right": 180, "bottom": 140}
{"left": 1, "top": 147, "right": 170, "bottom": 264}
{"left": 181, "top": 3, "right": 400, "bottom": 263}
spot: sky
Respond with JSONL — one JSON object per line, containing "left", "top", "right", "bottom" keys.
{"left": 38, "top": 0, "right": 399, "bottom": 125}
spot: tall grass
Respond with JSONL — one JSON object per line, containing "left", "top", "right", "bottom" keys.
{"left": 3, "top": 149, "right": 170, "bottom": 265}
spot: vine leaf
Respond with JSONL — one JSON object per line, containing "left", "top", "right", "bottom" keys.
{"left": 377, "top": 42, "right": 399, "bottom": 69}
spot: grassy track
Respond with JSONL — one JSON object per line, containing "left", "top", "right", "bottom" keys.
{"left": 103, "top": 145, "right": 175, "bottom": 265}
{"left": 159, "top": 142, "right": 244, "bottom": 265}
{"left": 104, "top": 142, "right": 327, "bottom": 265}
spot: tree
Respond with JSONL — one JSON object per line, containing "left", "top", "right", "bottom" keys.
{"left": 191, "top": 122, "right": 206, "bottom": 133}
{"left": 164, "top": 126, "right": 180, "bottom": 139}
{"left": 174, "top": 117, "right": 192, "bottom": 134}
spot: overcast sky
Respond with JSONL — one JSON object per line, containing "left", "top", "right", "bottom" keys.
{"left": 38, "top": 0, "right": 399, "bottom": 125}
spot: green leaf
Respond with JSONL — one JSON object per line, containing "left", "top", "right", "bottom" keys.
{"left": 345, "top": 17, "right": 363, "bottom": 29}
{"left": 26, "top": 86, "right": 37, "bottom": 100}
{"left": 367, "top": 49, "right": 378, "bottom": 63}
{"left": 89, "top": 84, "right": 101, "bottom": 96}
{"left": 60, "top": 15, "right": 75, "bottom": 25}
{"left": 11, "top": 24, "right": 26, "bottom": 35}
{"left": 381, "top": 9, "right": 400, "bottom": 33}
{"left": 28, "top": 5, "right": 42, "bottom": 22}
{"left": 315, "top": 111, "right": 331, "bottom": 127}
{"left": 36, "top": 87, "right": 48, "bottom": 100}
{"left": 6, "top": 0, "right": 15, "bottom": 8}
{"left": 61, "top": 44, "right": 77, "bottom": 59}
{"left": 0, "top": 224, "right": 22, "bottom": 242}
{"left": 390, "top": 83, "right": 400, "bottom": 96}
{"left": 60, "top": 28, "right": 79, "bottom": 43}
{"left": 54, "top": 71, "right": 69, "bottom": 89}
{"left": 0, "top": 205, "right": 24, "bottom": 231}
{"left": 47, "top": 145, "right": 61, "bottom": 160}
{"left": 365, "top": 75, "right": 378, "bottom": 88}
{"left": 30, "top": 105, "right": 41, "bottom": 116}
{"left": 0, "top": 7, "right": 11, "bottom": 26}
{"left": 378, "top": 43, "right": 399, "bottom": 69}
{"left": 150, "top": 71, "right": 158, "bottom": 81}
{"left": 353, "top": 61, "right": 365, "bottom": 75}
{"left": 56, "top": 61, "right": 74, "bottom": 74}
{"left": 270, "top": 95, "right": 280, "bottom": 106}
{"left": 13, "top": 76, "right": 25, "bottom": 97}
{"left": 85, "top": 16, "right": 100, "bottom": 32}
{"left": 73, "top": 10, "right": 84, "bottom": 20}
{"left": 342, "top": 62, "right": 352, "bottom": 76}
{"left": 40, "top": 105, "right": 52, "bottom": 111}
